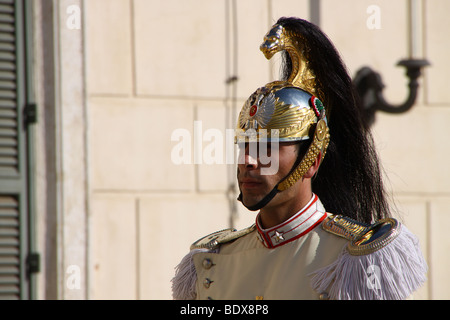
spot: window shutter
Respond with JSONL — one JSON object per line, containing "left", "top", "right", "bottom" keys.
{"left": 0, "top": 0, "right": 34, "bottom": 300}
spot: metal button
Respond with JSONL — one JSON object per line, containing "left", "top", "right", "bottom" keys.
{"left": 202, "top": 258, "right": 213, "bottom": 269}
{"left": 319, "top": 292, "right": 329, "bottom": 300}
{"left": 203, "top": 278, "right": 213, "bottom": 289}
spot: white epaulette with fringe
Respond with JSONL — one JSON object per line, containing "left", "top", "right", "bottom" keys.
{"left": 309, "top": 215, "right": 428, "bottom": 300}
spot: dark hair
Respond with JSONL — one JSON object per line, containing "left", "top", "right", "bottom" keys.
{"left": 277, "top": 17, "right": 391, "bottom": 223}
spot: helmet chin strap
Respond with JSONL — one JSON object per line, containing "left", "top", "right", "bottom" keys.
{"left": 237, "top": 187, "right": 279, "bottom": 212}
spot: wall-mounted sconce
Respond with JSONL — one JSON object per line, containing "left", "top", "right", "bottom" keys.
{"left": 353, "top": 58, "right": 430, "bottom": 127}
{"left": 353, "top": 0, "right": 429, "bottom": 127}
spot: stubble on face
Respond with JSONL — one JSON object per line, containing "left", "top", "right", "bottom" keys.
{"left": 237, "top": 142, "right": 299, "bottom": 208}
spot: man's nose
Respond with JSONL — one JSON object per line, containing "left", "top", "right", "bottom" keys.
{"left": 245, "top": 152, "right": 258, "bottom": 168}
{"left": 239, "top": 144, "right": 259, "bottom": 169}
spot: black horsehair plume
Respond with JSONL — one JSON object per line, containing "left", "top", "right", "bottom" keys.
{"left": 277, "top": 17, "right": 391, "bottom": 223}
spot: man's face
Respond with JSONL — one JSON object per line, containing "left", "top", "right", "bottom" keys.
{"left": 237, "top": 142, "right": 299, "bottom": 209}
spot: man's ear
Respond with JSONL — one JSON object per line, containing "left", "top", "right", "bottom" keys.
{"left": 303, "top": 152, "right": 322, "bottom": 179}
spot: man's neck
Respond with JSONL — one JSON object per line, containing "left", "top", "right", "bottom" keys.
{"left": 258, "top": 190, "right": 314, "bottom": 229}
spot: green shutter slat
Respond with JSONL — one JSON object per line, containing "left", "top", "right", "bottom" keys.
{"left": 0, "top": 99, "right": 15, "bottom": 108}
{"left": 0, "top": 116, "right": 14, "bottom": 126}
{"left": 0, "top": 286, "right": 20, "bottom": 300}
{"left": 0, "top": 158, "right": 17, "bottom": 167}
{"left": 0, "top": 51, "right": 15, "bottom": 61}
{"left": 0, "top": 5, "right": 14, "bottom": 15}
{"left": 0, "top": 207, "right": 17, "bottom": 217}
{"left": 0, "top": 32, "right": 14, "bottom": 43}
{"left": 0, "top": 80, "right": 15, "bottom": 90}
{"left": 0, "top": 89, "right": 15, "bottom": 99}
{"left": 0, "top": 61, "right": 15, "bottom": 71}
{"left": 0, "top": 136, "right": 16, "bottom": 146}
{"left": 0, "top": 255, "right": 19, "bottom": 262}
{"left": 0, "top": 24, "right": 13, "bottom": 33}
{"left": 0, "top": 13, "right": 13, "bottom": 24}
{"left": 0, "top": 42, "right": 14, "bottom": 52}
{"left": 0, "top": 216, "right": 19, "bottom": 229}
{"left": 0, "top": 246, "right": 19, "bottom": 255}
{"left": 0, "top": 127, "right": 15, "bottom": 136}
{"left": 0, "top": 136, "right": 15, "bottom": 147}
{"left": 0, "top": 236, "right": 20, "bottom": 246}
{"left": 0, "top": 266, "right": 20, "bottom": 275}
{"left": 0, "top": 285, "right": 20, "bottom": 293}
{"left": 0, "top": 147, "right": 17, "bottom": 157}
{"left": 0, "top": 71, "right": 15, "bottom": 81}
{"left": 0, "top": 108, "right": 15, "bottom": 115}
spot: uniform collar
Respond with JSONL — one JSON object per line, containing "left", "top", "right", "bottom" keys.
{"left": 255, "top": 194, "right": 327, "bottom": 249}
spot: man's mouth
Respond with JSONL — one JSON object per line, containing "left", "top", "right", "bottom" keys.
{"left": 239, "top": 178, "right": 264, "bottom": 189}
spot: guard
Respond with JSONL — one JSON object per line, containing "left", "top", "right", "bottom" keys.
{"left": 171, "top": 17, "right": 427, "bottom": 300}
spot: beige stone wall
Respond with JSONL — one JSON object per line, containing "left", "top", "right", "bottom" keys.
{"left": 82, "top": 0, "right": 450, "bottom": 300}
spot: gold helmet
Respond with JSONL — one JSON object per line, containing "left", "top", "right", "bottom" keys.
{"left": 236, "top": 23, "right": 330, "bottom": 197}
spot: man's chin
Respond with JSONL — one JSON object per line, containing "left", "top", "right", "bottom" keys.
{"left": 240, "top": 195, "right": 264, "bottom": 211}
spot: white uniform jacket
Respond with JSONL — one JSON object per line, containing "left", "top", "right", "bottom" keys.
{"left": 172, "top": 195, "right": 427, "bottom": 300}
